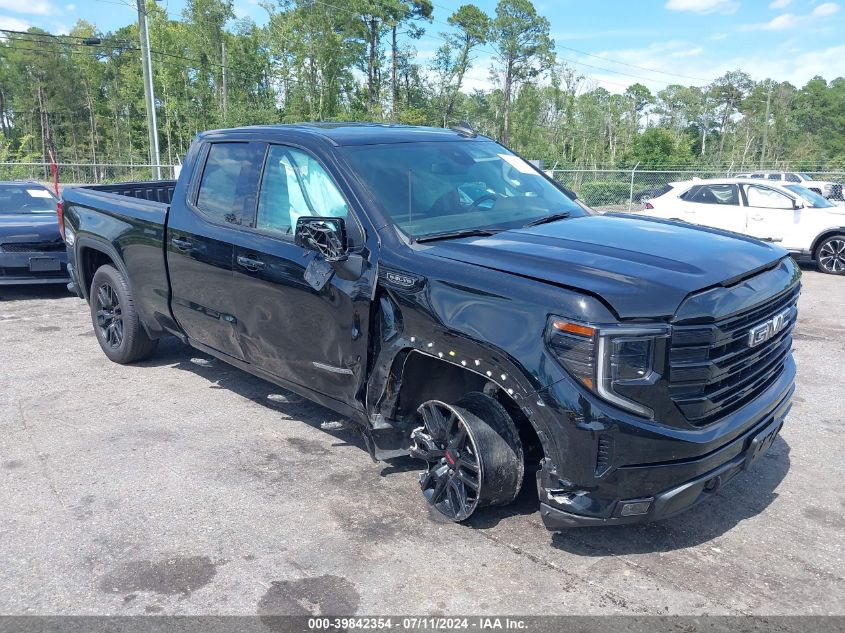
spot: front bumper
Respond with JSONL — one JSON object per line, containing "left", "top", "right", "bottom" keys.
{"left": 0, "top": 251, "right": 69, "bottom": 286}
{"left": 532, "top": 354, "right": 795, "bottom": 530}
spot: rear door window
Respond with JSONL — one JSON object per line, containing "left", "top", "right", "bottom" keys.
{"left": 686, "top": 184, "right": 739, "bottom": 205}
{"left": 680, "top": 185, "right": 701, "bottom": 201}
{"left": 195, "top": 142, "right": 265, "bottom": 226}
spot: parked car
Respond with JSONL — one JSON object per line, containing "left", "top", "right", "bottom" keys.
{"left": 641, "top": 177, "right": 845, "bottom": 274}
{"left": 735, "top": 171, "right": 843, "bottom": 200}
{"left": 62, "top": 124, "right": 798, "bottom": 530}
{"left": 0, "top": 181, "right": 69, "bottom": 285}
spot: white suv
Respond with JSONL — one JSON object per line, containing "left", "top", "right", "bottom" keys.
{"left": 735, "top": 171, "right": 843, "bottom": 200}
{"left": 641, "top": 178, "right": 845, "bottom": 274}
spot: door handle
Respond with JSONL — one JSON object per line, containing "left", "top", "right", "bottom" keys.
{"left": 237, "top": 255, "right": 266, "bottom": 271}
{"left": 171, "top": 237, "right": 193, "bottom": 251}
{"left": 751, "top": 214, "right": 764, "bottom": 221}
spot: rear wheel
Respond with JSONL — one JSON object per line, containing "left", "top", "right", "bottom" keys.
{"left": 816, "top": 234, "right": 845, "bottom": 275}
{"left": 90, "top": 264, "right": 158, "bottom": 363}
{"left": 410, "top": 392, "right": 524, "bottom": 522}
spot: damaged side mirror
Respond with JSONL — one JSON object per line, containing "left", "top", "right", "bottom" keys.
{"left": 295, "top": 216, "right": 348, "bottom": 262}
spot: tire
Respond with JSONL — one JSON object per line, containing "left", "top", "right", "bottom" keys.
{"left": 410, "top": 392, "right": 524, "bottom": 522}
{"left": 89, "top": 264, "right": 158, "bottom": 363}
{"left": 815, "top": 234, "right": 845, "bottom": 275}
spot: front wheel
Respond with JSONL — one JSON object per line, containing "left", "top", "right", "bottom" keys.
{"left": 816, "top": 234, "right": 845, "bottom": 275}
{"left": 410, "top": 393, "right": 524, "bottom": 522}
{"left": 90, "top": 264, "right": 159, "bottom": 363}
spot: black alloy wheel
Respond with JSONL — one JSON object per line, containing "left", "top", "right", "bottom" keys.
{"left": 410, "top": 393, "right": 524, "bottom": 522}
{"left": 88, "top": 264, "right": 158, "bottom": 364}
{"left": 411, "top": 400, "right": 482, "bottom": 521}
{"left": 95, "top": 282, "right": 124, "bottom": 348}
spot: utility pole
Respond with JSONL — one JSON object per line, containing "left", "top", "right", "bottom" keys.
{"left": 221, "top": 40, "right": 228, "bottom": 122}
{"left": 137, "top": 0, "right": 161, "bottom": 179}
{"left": 760, "top": 83, "right": 772, "bottom": 170}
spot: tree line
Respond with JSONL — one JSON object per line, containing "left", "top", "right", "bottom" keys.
{"left": 0, "top": 0, "right": 843, "bottom": 176}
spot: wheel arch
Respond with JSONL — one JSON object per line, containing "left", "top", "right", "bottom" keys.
{"left": 375, "top": 349, "right": 547, "bottom": 466}
{"left": 76, "top": 237, "right": 127, "bottom": 301}
{"left": 810, "top": 228, "right": 845, "bottom": 258}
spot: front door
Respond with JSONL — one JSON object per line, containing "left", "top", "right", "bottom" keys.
{"left": 167, "top": 141, "right": 265, "bottom": 360}
{"left": 228, "top": 144, "right": 374, "bottom": 407}
{"left": 741, "top": 183, "right": 798, "bottom": 247}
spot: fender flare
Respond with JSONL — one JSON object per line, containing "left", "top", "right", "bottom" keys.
{"left": 74, "top": 234, "right": 133, "bottom": 301}
{"left": 366, "top": 330, "right": 558, "bottom": 460}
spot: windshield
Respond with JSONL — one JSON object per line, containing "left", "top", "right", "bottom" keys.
{"left": 784, "top": 184, "right": 835, "bottom": 208}
{"left": 340, "top": 140, "right": 587, "bottom": 239}
{"left": 0, "top": 184, "right": 58, "bottom": 215}
{"left": 798, "top": 173, "right": 814, "bottom": 181}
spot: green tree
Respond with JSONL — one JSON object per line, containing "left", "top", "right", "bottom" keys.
{"left": 432, "top": 4, "right": 490, "bottom": 126}
{"left": 490, "top": 0, "right": 554, "bottom": 145}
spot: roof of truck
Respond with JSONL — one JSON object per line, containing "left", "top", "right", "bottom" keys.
{"left": 199, "top": 123, "right": 489, "bottom": 146}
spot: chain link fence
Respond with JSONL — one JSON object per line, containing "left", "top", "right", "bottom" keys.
{"left": 1, "top": 161, "right": 843, "bottom": 208}
{"left": 549, "top": 167, "right": 845, "bottom": 212}
{"left": 0, "top": 162, "right": 179, "bottom": 191}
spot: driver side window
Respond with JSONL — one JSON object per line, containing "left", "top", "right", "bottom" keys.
{"left": 256, "top": 146, "right": 349, "bottom": 237}
{"left": 745, "top": 185, "right": 793, "bottom": 209}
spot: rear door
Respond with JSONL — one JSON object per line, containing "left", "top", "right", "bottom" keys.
{"left": 167, "top": 141, "right": 265, "bottom": 360}
{"left": 677, "top": 183, "right": 745, "bottom": 233}
{"left": 741, "top": 183, "right": 798, "bottom": 247}
{"left": 228, "top": 143, "right": 374, "bottom": 406}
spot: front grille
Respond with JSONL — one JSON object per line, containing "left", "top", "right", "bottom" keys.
{"left": 668, "top": 283, "right": 800, "bottom": 425}
{"left": 0, "top": 241, "right": 64, "bottom": 253}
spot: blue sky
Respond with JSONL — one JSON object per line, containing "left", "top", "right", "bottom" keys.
{"left": 1, "top": 0, "right": 843, "bottom": 93}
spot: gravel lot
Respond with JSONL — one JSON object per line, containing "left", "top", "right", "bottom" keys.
{"left": 0, "top": 268, "right": 843, "bottom": 617}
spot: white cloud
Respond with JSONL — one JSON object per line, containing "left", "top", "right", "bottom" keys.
{"left": 753, "top": 13, "right": 800, "bottom": 29}
{"left": 665, "top": 0, "right": 740, "bottom": 14}
{"left": 0, "top": 14, "right": 30, "bottom": 30}
{"left": 708, "top": 32, "right": 729, "bottom": 40}
{"left": 744, "top": 2, "right": 839, "bottom": 30}
{"left": 670, "top": 46, "right": 705, "bottom": 58}
{"left": 812, "top": 2, "right": 840, "bottom": 17}
{"left": 582, "top": 40, "right": 845, "bottom": 95}
{"left": 554, "top": 28, "right": 662, "bottom": 41}
{"left": 768, "top": 0, "right": 791, "bottom": 8}
{"left": 0, "top": 0, "right": 58, "bottom": 15}
{"left": 64, "top": 3, "right": 75, "bottom": 10}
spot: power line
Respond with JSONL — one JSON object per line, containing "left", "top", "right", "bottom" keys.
{"left": 1, "top": 30, "right": 232, "bottom": 70}
{"left": 556, "top": 44, "right": 710, "bottom": 83}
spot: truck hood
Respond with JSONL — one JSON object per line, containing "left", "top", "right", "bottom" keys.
{"left": 424, "top": 214, "right": 786, "bottom": 319}
{"left": 0, "top": 213, "right": 62, "bottom": 243}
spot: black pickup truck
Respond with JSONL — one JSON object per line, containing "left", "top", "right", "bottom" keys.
{"left": 62, "top": 124, "right": 799, "bottom": 529}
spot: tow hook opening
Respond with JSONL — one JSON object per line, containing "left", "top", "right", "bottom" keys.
{"left": 703, "top": 476, "right": 721, "bottom": 493}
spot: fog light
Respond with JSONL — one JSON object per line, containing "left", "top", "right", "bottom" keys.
{"left": 619, "top": 499, "right": 653, "bottom": 517}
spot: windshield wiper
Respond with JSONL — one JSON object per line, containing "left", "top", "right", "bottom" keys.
{"left": 523, "top": 212, "right": 572, "bottom": 228}
{"left": 414, "top": 228, "right": 502, "bottom": 243}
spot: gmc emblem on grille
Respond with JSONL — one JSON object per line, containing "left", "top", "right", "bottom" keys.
{"left": 747, "top": 308, "right": 791, "bottom": 348}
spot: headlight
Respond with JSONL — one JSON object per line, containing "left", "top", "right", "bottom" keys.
{"left": 546, "top": 318, "right": 670, "bottom": 418}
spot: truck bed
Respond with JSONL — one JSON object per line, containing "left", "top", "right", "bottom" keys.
{"left": 62, "top": 180, "right": 174, "bottom": 340}
{"left": 82, "top": 180, "right": 177, "bottom": 205}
